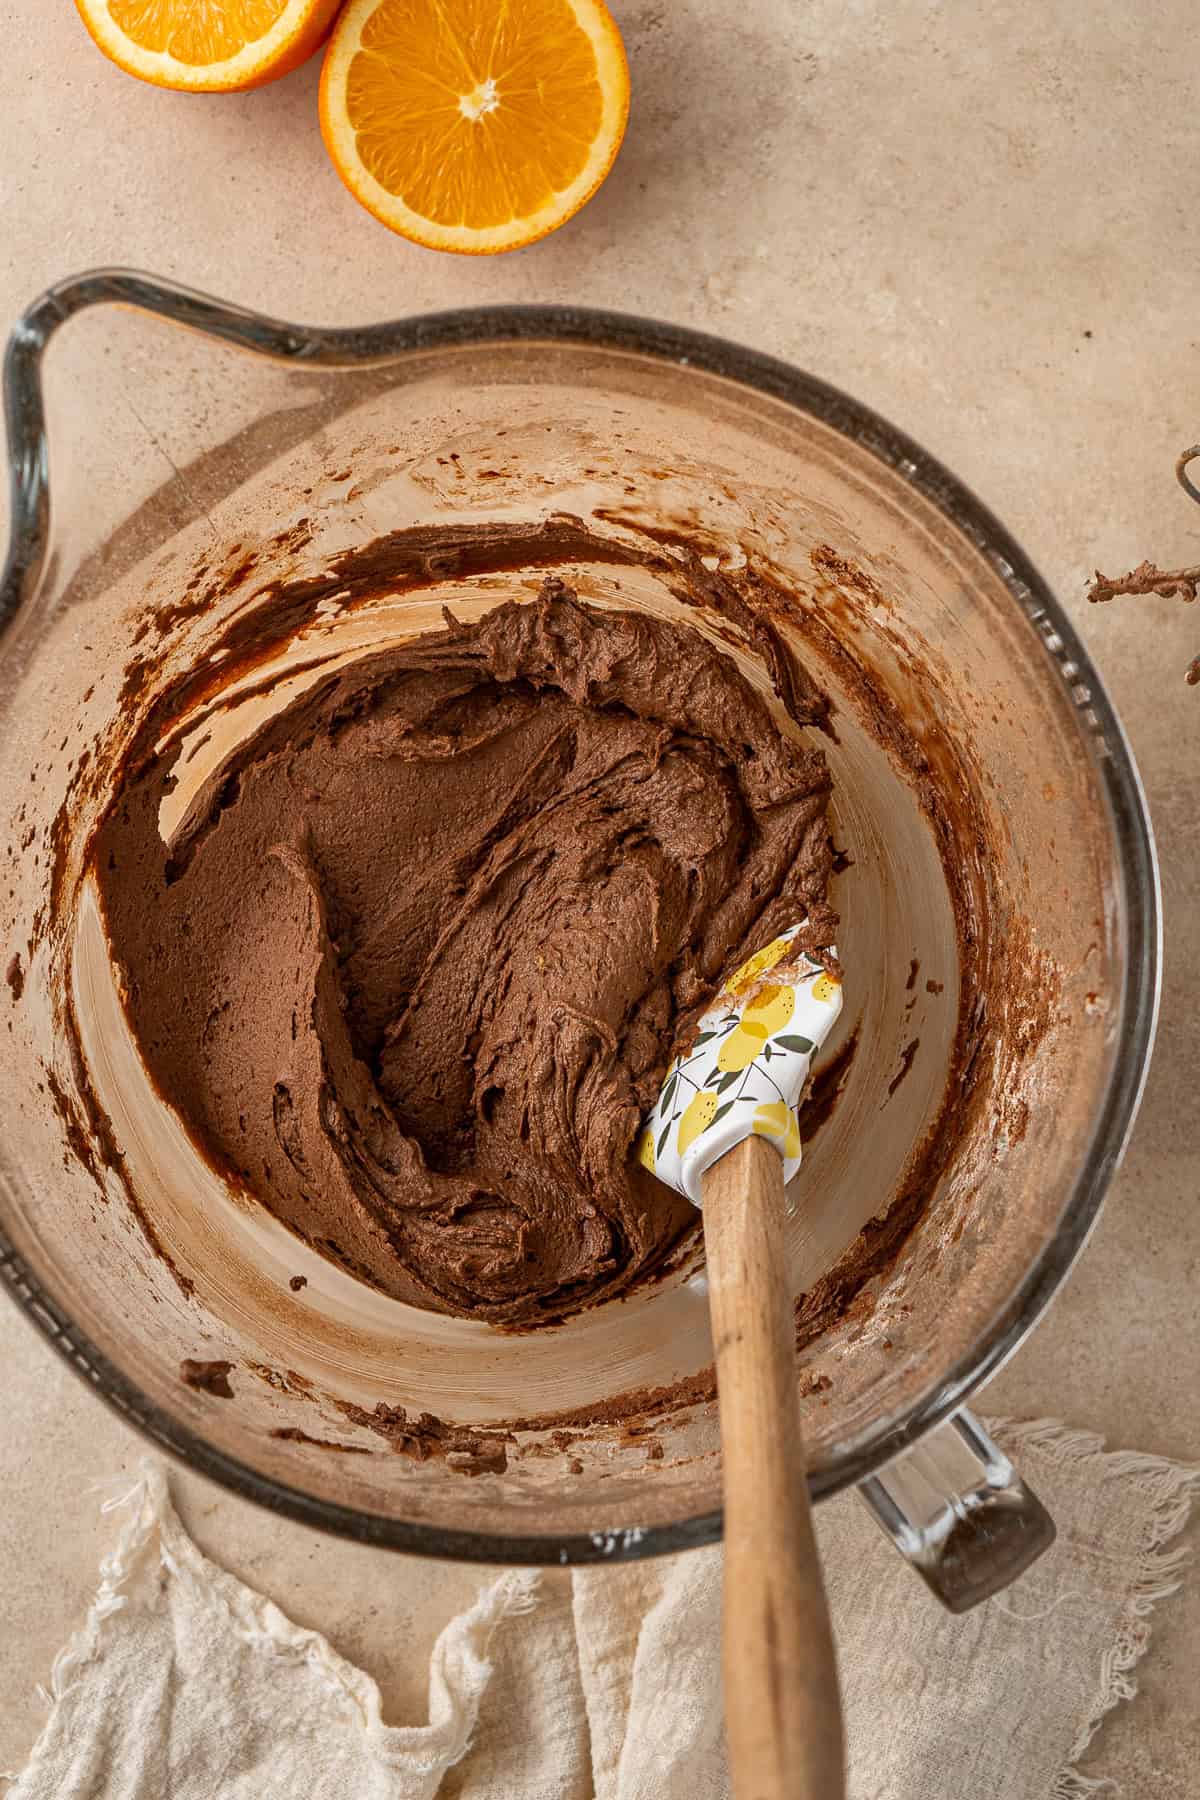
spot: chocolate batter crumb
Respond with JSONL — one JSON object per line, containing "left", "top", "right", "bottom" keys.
{"left": 1088, "top": 559, "right": 1200, "bottom": 685}
{"left": 1088, "top": 559, "right": 1200, "bottom": 605}
{"left": 288, "top": 1275, "right": 307, "bottom": 1292}
{"left": 926, "top": 979, "right": 944, "bottom": 995}
{"left": 336, "top": 1401, "right": 512, "bottom": 1476}
{"left": 905, "top": 957, "right": 919, "bottom": 991}
{"left": 93, "top": 583, "right": 835, "bottom": 1330}
{"left": 180, "top": 1357, "right": 234, "bottom": 1398}
{"left": 5, "top": 953, "right": 22, "bottom": 1001}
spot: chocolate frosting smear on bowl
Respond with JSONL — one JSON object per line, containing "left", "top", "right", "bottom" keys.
{"left": 93, "top": 581, "right": 837, "bottom": 1327}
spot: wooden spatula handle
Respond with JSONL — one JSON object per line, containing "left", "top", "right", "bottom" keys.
{"left": 703, "top": 1133, "right": 845, "bottom": 1800}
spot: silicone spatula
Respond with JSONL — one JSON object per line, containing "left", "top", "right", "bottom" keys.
{"left": 638, "top": 926, "right": 846, "bottom": 1800}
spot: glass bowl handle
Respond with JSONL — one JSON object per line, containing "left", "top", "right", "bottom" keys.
{"left": 2, "top": 267, "right": 365, "bottom": 637}
{"left": 856, "top": 1408, "right": 1056, "bottom": 1612}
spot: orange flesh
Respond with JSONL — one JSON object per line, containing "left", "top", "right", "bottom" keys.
{"left": 345, "top": 0, "right": 604, "bottom": 229}
{"left": 109, "top": 0, "right": 289, "bottom": 62}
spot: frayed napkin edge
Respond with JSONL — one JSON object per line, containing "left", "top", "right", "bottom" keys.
{"left": 2, "top": 1457, "right": 540, "bottom": 1792}
{"left": 990, "top": 1418, "right": 1199, "bottom": 1798}
{"left": 4, "top": 1421, "right": 1197, "bottom": 1798}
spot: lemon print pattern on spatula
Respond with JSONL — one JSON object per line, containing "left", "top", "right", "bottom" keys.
{"left": 638, "top": 925, "right": 843, "bottom": 1206}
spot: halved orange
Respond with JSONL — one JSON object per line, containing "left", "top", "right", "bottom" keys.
{"left": 75, "top": 0, "right": 342, "bottom": 92}
{"left": 320, "top": 0, "right": 631, "bottom": 254}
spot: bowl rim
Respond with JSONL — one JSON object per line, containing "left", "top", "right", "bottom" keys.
{"left": 0, "top": 268, "right": 1161, "bottom": 1564}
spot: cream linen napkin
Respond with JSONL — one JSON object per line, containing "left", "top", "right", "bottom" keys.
{"left": 4, "top": 1420, "right": 1196, "bottom": 1800}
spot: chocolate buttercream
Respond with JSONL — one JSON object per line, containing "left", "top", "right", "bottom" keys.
{"left": 94, "top": 583, "right": 835, "bottom": 1327}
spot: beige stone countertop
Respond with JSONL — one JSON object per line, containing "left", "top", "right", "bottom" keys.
{"left": 2, "top": 0, "right": 1197, "bottom": 1791}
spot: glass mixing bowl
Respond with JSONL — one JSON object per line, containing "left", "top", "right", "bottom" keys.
{"left": 0, "top": 272, "right": 1158, "bottom": 1602}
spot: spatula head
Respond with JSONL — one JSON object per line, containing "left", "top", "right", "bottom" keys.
{"left": 638, "top": 926, "right": 843, "bottom": 1205}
